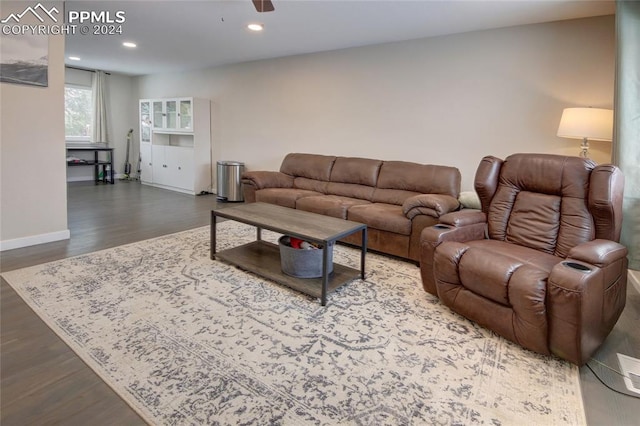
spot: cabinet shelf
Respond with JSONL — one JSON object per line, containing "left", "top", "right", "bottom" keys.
{"left": 67, "top": 161, "right": 112, "bottom": 166}
{"left": 153, "top": 130, "right": 194, "bottom": 136}
{"left": 139, "top": 97, "right": 211, "bottom": 195}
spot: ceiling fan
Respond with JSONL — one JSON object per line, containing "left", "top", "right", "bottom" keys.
{"left": 252, "top": 0, "right": 275, "bottom": 13}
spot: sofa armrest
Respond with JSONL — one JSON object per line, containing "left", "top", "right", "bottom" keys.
{"left": 403, "top": 194, "right": 460, "bottom": 219}
{"left": 241, "top": 171, "right": 294, "bottom": 190}
{"left": 567, "top": 239, "right": 628, "bottom": 268}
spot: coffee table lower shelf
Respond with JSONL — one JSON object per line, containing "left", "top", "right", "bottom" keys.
{"left": 215, "top": 240, "right": 360, "bottom": 300}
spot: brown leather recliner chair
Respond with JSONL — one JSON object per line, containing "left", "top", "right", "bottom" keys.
{"left": 420, "top": 153, "right": 628, "bottom": 365}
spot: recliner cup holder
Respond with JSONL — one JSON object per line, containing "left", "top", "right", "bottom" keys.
{"left": 433, "top": 224, "right": 450, "bottom": 229}
{"left": 562, "top": 261, "right": 592, "bottom": 272}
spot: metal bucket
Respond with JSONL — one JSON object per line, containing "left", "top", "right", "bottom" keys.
{"left": 278, "top": 236, "right": 334, "bottom": 278}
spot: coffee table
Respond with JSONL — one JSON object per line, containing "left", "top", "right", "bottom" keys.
{"left": 211, "top": 202, "right": 367, "bottom": 306}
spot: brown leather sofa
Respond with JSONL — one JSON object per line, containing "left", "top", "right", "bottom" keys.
{"left": 420, "top": 153, "right": 628, "bottom": 365}
{"left": 242, "top": 153, "right": 461, "bottom": 261}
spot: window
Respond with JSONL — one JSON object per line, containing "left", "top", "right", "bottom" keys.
{"left": 65, "top": 85, "right": 92, "bottom": 142}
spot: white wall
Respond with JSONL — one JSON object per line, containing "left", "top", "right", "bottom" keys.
{"left": 65, "top": 68, "right": 137, "bottom": 181}
{"left": 108, "top": 73, "right": 138, "bottom": 177}
{"left": 0, "top": 1, "right": 69, "bottom": 250}
{"left": 0, "top": 13, "right": 615, "bottom": 252}
{"left": 136, "top": 16, "right": 614, "bottom": 191}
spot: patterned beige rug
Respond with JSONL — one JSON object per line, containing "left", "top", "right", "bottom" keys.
{"left": 2, "top": 221, "right": 586, "bottom": 425}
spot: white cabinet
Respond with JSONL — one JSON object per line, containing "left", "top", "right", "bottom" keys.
{"left": 150, "top": 98, "right": 194, "bottom": 132}
{"left": 152, "top": 100, "right": 165, "bottom": 130}
{"left": 178, "top": 99, "right": 193, "bottom": 131}
{"left": 170, "top": 146, "right": 195, "bottom": 189}
{"left": 140, "top": 100, "right": 152, "bottom": 143}
{"left": 150, "top": 145, "right": 195, "bottom": 189}
{"left": 139, "top": 142, "right": 153, "bottom": 183}
{"left": 138, "top": 97, "right": 211, "bottom": 195}
{"left": 151, "top": 145, "right": 171, "bottom": 186}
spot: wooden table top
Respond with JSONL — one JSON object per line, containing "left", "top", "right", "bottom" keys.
{"left": 213, "top": 202, "right": 366, "bottom": 243}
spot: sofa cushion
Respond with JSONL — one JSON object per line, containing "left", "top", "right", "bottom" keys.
{"left": 296, "top": 195, "right": 371, "bottom": 219}
{"left": 453, "top": 240, "right": 561, "bottom": 306}
{"left": 459, "top": 191, "right": 481, "bottom": 210}
{"left": 255, "top": 188, "right": 322, "bottom": 208}
{"left": 371, "top": 188, "right": 422, "bottom": 205}
{"left": 464, "top": 240, "right": 562, "bottom": 273}
{"left": 280, "top": 153, "right": 336, "bottom": 181}
{"left": 326, "top": 182, "right": 375, "bottom": 201}
{"left": 486, "top": 154, "right": 595, "bottom": 258}
{"left": 457, "top": 245, "right": 554, "bottom": 306}
{"left": 376, "top": 161, "right": 461, "bottom": 197}
{"left": 434, "top": 240, "right": 551, "bottom": 356}
{"left": 348, "top": 203, "right": 411, "bottom": 235}
{"left": 505, "top": 191, "right": 561, "bottom": 255}
{"left": 330, "top": 157, "right": 382, "bottom": 186}
{"left": 294, "top": 177, "right": 329, "bottom": 194}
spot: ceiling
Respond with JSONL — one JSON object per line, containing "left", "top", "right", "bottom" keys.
{"left": 65, "top": 0, "right": 615, "bottom": 76}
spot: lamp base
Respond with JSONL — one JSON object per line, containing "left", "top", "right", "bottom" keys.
{"left": 580, "top": 137, "right": 589, "bottom": 158}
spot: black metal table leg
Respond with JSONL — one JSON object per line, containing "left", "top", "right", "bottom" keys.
{"left": 360, "top": 228, "right": 367, "bottom": 280}
{"left": 321, "top": 241, "right": 329, "bottom": 306}
{"left": 210, "top": 212, "right": 217, "bottom": 259}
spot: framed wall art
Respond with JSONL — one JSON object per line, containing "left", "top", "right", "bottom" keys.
{"left": 0, "top": 33, "right": 48, "bottom": 87}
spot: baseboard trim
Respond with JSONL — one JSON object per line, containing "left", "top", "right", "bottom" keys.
{"left": 0, "top": 229, "right": 71, "bottom": 252}
{"left": 140, "top": 181, "right": 195, "bottom": 195}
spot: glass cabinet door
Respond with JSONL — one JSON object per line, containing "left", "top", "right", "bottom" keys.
{"left": 153, "top": 101, "right": 164, "bottom": 129}
{"left": 179, "top": 99, "right": 193, "bottom": 130}
{"left": 140, "top": 101, "right": 151, "bottom": 143}
{"left": 166, "top": 100, "right": 177, "bottom": 129}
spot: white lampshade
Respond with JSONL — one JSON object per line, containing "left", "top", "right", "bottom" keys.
{"left": 557, "top": 108, "right": 614, "bottom": 141}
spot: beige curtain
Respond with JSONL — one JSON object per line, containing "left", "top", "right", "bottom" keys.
{"left": 614, "top": 1, "right": 640, "bottom": 270}
{"left": 91, "top": 70, "right": 108, "bottom": 143}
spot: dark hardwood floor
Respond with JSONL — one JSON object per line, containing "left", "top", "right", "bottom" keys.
{"left": 1, "top": 181, "right": 222, "bottom": 425}
{"left": 1, "top": 181, "right": 638, "bottom": 425}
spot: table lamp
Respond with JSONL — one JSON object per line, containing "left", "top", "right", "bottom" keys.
{"left": 557, "top": 107, "right": 613, "bottom": 158}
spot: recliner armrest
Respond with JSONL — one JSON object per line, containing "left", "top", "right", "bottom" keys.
{"left": 241, "top": 171, "right": 294, "bottom": 189}
{"left": 439, "top": 209, "right": 486, "bottom": 227}
{"left": 547, "top": 239, "right": 628, "bottom": 365}
{"left": 421, "top": 210, "right": 487, "bottom": 252}
{"left": 419, "top": 212, "right": 486, "bottom": 295}
{"left": 567, "top": 239, "right": 628, "bottom": 268}
{"left": 403, "top": 194, "right": 460, "bottom": 219}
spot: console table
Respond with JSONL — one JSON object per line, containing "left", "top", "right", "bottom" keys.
{"left": 66, "top": 145, "right": 114, "bottom": 184}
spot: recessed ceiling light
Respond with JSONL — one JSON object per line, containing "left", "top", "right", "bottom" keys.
{"left": 68, "top": 56, "right": 81, "bottom": 61}
{"left": 247, "top": 23, "right": 263, "bottom": 32}
{"left": 122, "top": 42, "right": 137, "bottom": 48}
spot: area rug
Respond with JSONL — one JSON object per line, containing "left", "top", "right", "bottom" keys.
{"left": 2, "top": 221, "right": 586, "bottom": 425}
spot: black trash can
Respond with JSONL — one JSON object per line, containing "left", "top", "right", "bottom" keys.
{"left": 216, "top": 161, "right": 245, "bottom": 202}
